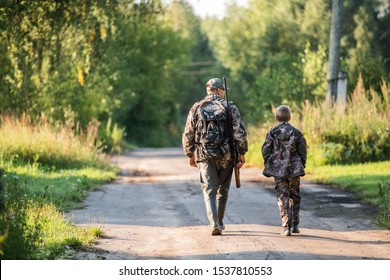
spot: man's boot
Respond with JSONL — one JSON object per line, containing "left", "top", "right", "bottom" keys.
{"left": 204, "top": 198, "right": 220, "bottom": 233}
{"left": 217, "top": 201, "right": 227, "bottom": 230}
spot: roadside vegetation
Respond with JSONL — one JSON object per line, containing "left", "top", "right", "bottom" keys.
{"left": 0, "top": 115, "right": 119, "bottom": 260}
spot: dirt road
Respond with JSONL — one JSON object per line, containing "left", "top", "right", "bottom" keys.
{"left": 68, "top": 148, "right": 390, "bottom": 260}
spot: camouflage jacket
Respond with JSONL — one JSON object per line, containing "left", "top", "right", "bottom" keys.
{"left": 182, "top": 94, "right": 248, "bottom": 166}
{"left": 261, "top": 122, "right": 307, "bottom": 178}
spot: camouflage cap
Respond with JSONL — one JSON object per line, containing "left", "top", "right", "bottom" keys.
{"left": 206, "top": 78, "right": 226, "bottom": 90}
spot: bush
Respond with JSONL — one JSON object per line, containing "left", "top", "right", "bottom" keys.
{"left": 0, "top": 172, "right": 40, "bottom": 259}
{"left": 299, "top": 75, "right": 390, "bottom": 165}
{"left": 98, "top": 118, "right": 126, "bottom": 155}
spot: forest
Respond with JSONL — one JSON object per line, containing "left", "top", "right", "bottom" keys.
{"left": 1, "top": 0, "right": 388, "bottom": 149}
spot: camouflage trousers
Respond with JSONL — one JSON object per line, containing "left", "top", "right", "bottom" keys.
{"left": 275, "top": 177, "right": 301, "bottom": 228}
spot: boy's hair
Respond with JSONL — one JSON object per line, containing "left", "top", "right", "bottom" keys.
{"left": 275, "top": 105, "right": 291, "bottom": 122}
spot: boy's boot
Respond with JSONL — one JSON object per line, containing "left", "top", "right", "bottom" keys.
{"left": 281, "top": 227, "right": 291, "bottom": 236}
{"left": 291, "top": 226, "right": 300, "bottom": 233}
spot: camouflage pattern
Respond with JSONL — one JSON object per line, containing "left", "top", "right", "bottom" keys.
{"left": 182, "top": 94, "right": 248, "bottom": 169}
{"left": 261, "top": 122, "right": 307, "bottom": 179}
{"left": 196, "top": 97, "right": 230, "bottom": 160}
{"left": 275, "top": 177, "right": 301, "bottom": 228}
{"left": 206, "top": 78, "right": 225, "bottom": 90}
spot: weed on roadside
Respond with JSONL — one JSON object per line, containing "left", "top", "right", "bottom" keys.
{"left": 377, "top": 182, "right": 390, "bottom": 229}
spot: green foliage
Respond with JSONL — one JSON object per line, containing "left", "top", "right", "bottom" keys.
{"left": 202, "top": 0, "right": 390, "bottom": 125}
{"left": 99, "top": 118, "right": 126, "bottom": 154}
{"left": 0, "top": 162, "right": 115, "bottom": 259}
{"left": 0, "top": 115, "right": 107, "bottom": 169}
{"left": 0, "top": 174, "right": 39, "bottom": 259}
{"left": 300, "top": 76, "right": 390, "bottom": 165}
{"left": 306, "top": 162, "right": 390, "bottom": 228}
{"left": 0, "top": 117, "right": 117, "bottom": 259}
{"left": 1, "top": 0, "right": 390, "bottom": 146}
{"left": 245, "top": 126, "right": 267, "bottom": 168}
{"left": 246, "top": 77, "right": 390, "bottom": 168}
{"left": 377, "top": 182, "right": 390, "bottom": 228}
{"left": 0, "top": 0, "right": 193, "bottom": 147}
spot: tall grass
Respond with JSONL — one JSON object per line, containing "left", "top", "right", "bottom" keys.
{"left": 299, "top": 75, "right": 389, "bottom": 166}
{"left": 0, "top": 115, "right": 118, "bottom": 259}
{"left": 0, "top": 114, "right": 105, "bottom": 168}
{"left": 246, "top": 75, "right": 390, "bottom": 167}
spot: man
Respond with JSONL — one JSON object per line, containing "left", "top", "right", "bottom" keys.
{"left": 182, "top": 77, "right": 248, "bottom": 236}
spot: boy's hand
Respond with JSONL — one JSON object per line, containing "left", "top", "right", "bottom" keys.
{"left": 236, "top": 154, "right": 245, "bottom": 169}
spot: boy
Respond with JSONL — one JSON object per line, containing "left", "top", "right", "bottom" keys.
{"left": 261, "top": 105, "right": 307, "bottom": 236}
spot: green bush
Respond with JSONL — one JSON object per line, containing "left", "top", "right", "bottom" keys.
{"left": 300, "top": 75, "right": 390, "bottom": 165}
{"left": 0, "top": 172, "right": 40, "bottom": 259}
{"left": 98, "top": 118, "right": 126, "bottom": 155}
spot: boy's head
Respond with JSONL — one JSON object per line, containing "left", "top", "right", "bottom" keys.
{"left": 275, "top": 105, "right": 291, "bottom": 122}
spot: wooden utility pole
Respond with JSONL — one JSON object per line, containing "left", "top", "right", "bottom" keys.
{"left": 326, "top": 0, "right": 344, "bottom": 106}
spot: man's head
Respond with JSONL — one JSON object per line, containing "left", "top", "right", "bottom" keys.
{"left": 275, "top": 105, "right": 291, "bottom": 122}
{"left": 206, "top": 78, "right": 225, "bottom": 90}
{"left": 206, "top": 78, "right": 226, "bottom": 98}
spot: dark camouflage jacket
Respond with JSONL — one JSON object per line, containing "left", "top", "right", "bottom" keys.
{"left": 261, "top": 122, "right": 307, "bottom": 178}
{"left": 182, "top": 94, "right": 248, "bottom": 165}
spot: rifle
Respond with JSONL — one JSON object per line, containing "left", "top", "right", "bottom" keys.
{"left": 223, "top": 76, "right": 241, "bottom": 188}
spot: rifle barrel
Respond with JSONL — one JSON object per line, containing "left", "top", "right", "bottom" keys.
{"left": 223, "top": 76, "right": 241, "bottom": 188}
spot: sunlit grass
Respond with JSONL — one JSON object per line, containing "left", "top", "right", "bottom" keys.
{"left": 306, "top": 161, "right": 390, "bottom": 203}
{"left": 3, "top": 162, "right": 118, "bottom": 211}
{"left": 0, "top": 115, "right": 119, "bottom": 259}
{"left": 26, "top": 203, "right": 102, "bottom": 259}
{"left": 0, "top": 114, "right": 106, "bottom": 168}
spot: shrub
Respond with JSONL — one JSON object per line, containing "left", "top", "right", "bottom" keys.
{"left": 0, "top": 172, "right": 40, "bottom": 259}
{"left": 299, "top": 75, "right": 390, "bottom": 165}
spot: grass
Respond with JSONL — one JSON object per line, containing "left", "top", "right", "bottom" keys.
{"left": 0, "top": 114, "right": 119, "bottom": 259}
{"left": 0, "top": 114, "right": 105, "bottom": 168}
{"left": 306, "top": 161, "right": 390, "bottom": 204}
{"left": 0, "top": 161, "right": 118, "bottom": 260}
{"left": 307, "top": 161, "right": 390, "bottom": 228}
{"left": 3, "top": 162, "right": 118, "bottom": 211}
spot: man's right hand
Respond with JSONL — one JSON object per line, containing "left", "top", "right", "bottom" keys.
{"left": 188, "top": 156, "right": 197, "bottom": 167}
{"left": 236, "top": 154, "right": 246, "bottom": 169}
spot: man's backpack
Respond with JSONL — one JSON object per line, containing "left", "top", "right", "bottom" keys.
{"left": 195, "top": 98, "right": 229, "bottom": 160}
